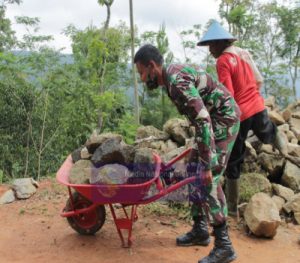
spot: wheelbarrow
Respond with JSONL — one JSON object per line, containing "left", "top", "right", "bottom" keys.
{"left": 56, "top": 148, "right": 196, "bottom": 248}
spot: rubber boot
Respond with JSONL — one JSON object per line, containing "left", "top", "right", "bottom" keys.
{"left": 198, "top": 222, "right": 237, "bottom": 263}
{"left": 273, "top": 130, "right": 288, "bottom": 156}
{"left": 176, "top": 216, "right": 210, "bottom": 246}
{"left": 225, "top": 178, "right": 239, "bottom": 217}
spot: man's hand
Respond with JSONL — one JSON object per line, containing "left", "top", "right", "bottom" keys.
{"left": 201, "top": 170, "right": 213, "bottom": 186}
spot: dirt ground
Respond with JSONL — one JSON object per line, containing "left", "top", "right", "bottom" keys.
{"left": 0, "top": 178, "right": 300, "bottom": 263}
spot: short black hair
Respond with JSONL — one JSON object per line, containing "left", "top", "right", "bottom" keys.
{"left": 134, "top": 44, "right": 164, "bottom": 66}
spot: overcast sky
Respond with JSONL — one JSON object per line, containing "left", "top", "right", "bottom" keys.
{"left": 6, "top": 0, "right": 221, "bottom": 59}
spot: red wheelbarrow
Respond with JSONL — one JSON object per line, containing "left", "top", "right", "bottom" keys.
{"left": 56, "top": 148, "right": 195, "bottom": 248}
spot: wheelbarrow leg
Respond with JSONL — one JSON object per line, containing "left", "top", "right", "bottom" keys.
{"left": 109, "top": 204, "right": 138, "bottom": 248}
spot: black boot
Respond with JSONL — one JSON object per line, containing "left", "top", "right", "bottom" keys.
{"left": 176, "top": 216, "right": 210, "bottom": 246}
{"left": 198, "top": 222, "right": 236, "bottom": 263}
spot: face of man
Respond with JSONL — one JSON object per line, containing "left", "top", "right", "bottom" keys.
{"left": 208, "top": 41, "right": 227, "bottom": 58}
{"left": 136, "top": 62, "right": 159, "bottom": 90}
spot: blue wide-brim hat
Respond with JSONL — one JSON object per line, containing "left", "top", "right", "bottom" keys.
{"left": 197, "top": 20, "right": 237, "bottom": 46}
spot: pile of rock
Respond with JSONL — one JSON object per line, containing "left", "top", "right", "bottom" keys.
{"left": 0, "top": 178, "right": 39, "bottom": 205}
{"left": 70, "top": 133, "right": 156, "bottom": 185}
{"left": 116, "top": 97, "right": 300, "bottom": 238}
{"left": 236, "top": 98, "right": 300, "bottom": 237}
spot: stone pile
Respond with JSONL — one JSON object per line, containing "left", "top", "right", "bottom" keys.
{"left": 0, "top": 178, "right": 39, "bottom": 205}
{"left": 69, "top": 133, "right": 156, "bottom": 185}
{"left": 128, "top": 97, "right": 300, "bottom": 237}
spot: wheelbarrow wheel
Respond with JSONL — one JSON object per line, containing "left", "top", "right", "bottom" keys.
{"left": 65, "top": 191, "right": 106, "bottom": 235}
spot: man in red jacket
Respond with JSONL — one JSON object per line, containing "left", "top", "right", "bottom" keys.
{"left": 194, "top": 20, "right": 288, "bottom": 218}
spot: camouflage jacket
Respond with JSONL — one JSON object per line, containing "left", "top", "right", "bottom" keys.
{"left": 164, "top": 64, "right": 240, "bottom": 170}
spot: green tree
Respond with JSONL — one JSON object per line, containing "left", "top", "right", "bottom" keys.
{"left": 218, "top": 0, "right": 255, "bottom": 43}
{"left": 0, "top": 0, "right": 21, "bottom": 51}
{"left": 139, "top": 24, "right": 179, "bottom": 129}
{"left": 275, "top": 4, "right": 300, "bottom": 99}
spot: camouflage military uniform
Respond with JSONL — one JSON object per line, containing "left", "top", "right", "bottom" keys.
{"left": 164, "top": 64, "right": 240, "bottom": 225}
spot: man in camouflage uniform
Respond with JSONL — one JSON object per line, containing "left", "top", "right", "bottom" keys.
{"left": 134, "top": 44, "right": 240, "bottom": 263}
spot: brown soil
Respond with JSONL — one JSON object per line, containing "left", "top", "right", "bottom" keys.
{"left": 0, "top": 179, "right": 299, "bottom": 263}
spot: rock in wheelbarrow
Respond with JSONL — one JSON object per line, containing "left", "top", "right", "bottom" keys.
{"left": 85, "top": 132, "right": 123, "bottom": 154}
{"left": 90, "top": 164, "right": 131, "bottom": 184}
{"left": 69, "top": 160, "right": 95, "bottom": 184}
{"left": 127, "top": 147, "right": 155, "bottom": 184}
{"left": 91, "top": 138, "right": 130, "bottom": 166}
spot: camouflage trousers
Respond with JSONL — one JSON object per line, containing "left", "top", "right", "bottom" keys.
{"left": 188, "top": 121, "right": 240, "bottom": 226}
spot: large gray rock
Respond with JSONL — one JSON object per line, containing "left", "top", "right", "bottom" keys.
{"left": 285, "top": 130, "right": 297, "bottom": 142}
{"left": 120, "top": 144, "right": 135, "bottom": 165}
{"left": 71, "top": 146, "right": 84, "bottom": 163}
{"left": 136, "top": 125, "right": 169, "bottom": 140}
{"left": 163, "top": 118, "right": 191, "bottom": 146}
{"left": 292, "top": 111, "right": 300, "bottom": 119}
{"left": 264, "top": 96, "right": 276, "bottom": 110}
{"left": 272, "top": 183, "right": 295, "bottom": 201}
{"left": 85, "top": 132, "right": 123, "bottom": 153}
{"left": 81, "top": 147, "right": 92, "bottom": 159}
{"left": 0, "top": 189, "right": 15, "bottom": 204}
{"left": 164, "top": 140, "right": 178, "bottom": 153}
{"left": 282, "top": 161, "right": 300, "bottom": 191}
{"left": 91, "top": 138, "right": 125, "bottom": 166}
{"left": 134, "top": 137, "right": 165, "bottom": 154}
{"left": 268, "top": 111, "right": 285, "bottom": 125}
{"left": 239, "top": 173, "right": 272, "bottom": 203}
{"left": 244, "top": 192, "right": 281, "bottom": 238}
{"left": 127, "top": 147, "right": 155, "bottom": 184}
{"left": 242, "top": 141, "right": 262, "bottom": 173}
{"left": 258, "top": 152, "right": 284, "bottom": 180}
{"left": 271, "top": 195, "right": 285, "bottom": 213}
{"left": 90, "top": 164, "right": 131, "bottom": 185}
{"left": 283, "top": 193, "right": 300, "bottom": 216}
{"left": 260, "top": 144, "right": 275, "bottom": 155}
{"left": 281, "top": 109, "right": 292, "bottom": 122}
{"left": 290, "top": 126, "right": 300, "bottom": 141}
{"left": 294, "top": 212, "right": 300, "bottom": 224}
{"left": 69, "top": 160, "right": 94, "bottom": 184}
{"left": 287, "top": 143, "right": 300, "bottom": 157}
{"left": 246, "top": 135, "right": 262, "bottom": 152}
{"left": 162, "top": 146, "right": 186, "bottom": 163}
{"left": 290, "top": 117, "right": 300, "bottom": 132}
{"left": 12, "top": 178, "right": 38, "bottom": 199}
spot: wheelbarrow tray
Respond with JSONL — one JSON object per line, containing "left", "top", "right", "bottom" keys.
{"left": 56, "top": 154, "right": 162, "bottom": 204}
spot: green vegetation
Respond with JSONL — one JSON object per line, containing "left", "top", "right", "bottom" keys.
{"left": 0, "top": 0, "right": 299, "bottom": 181}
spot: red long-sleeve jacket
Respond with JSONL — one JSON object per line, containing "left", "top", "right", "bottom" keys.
{"left": 216, "top": 46, "right": 265, "bottom": 121}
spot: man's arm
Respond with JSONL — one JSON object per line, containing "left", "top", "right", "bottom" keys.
{"left": 170, "top": 73, "right": 218, "bottom": 171}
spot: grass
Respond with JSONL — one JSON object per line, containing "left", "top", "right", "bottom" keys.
{"left": 19, "top": 208, "right": 25, "bottom": 215}
{"left": 141, "top": 201, "right": 191, "bottom": 221}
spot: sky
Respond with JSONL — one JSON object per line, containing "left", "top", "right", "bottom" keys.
{"left": 5, "top": 0, "right": 221, "bottom": 60}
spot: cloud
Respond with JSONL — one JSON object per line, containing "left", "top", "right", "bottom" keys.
{"left": 6, "top": 0, "right": 219, "bottom": 57}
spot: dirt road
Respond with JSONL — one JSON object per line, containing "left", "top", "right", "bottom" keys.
{"left": 0, "top": 179, "right": 299, "bottom": 263}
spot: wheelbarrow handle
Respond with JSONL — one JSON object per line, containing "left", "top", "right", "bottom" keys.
{"left": 161, "top": 147, "right": 192, "bottom": 172}
{"left": 154, "top": 147, "right": 192, "bottom": 192}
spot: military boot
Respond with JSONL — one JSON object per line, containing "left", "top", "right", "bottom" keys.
{"left": 198, "top": 222, "right": 237, "bottom": 263}
{"left": 176, "top": 216, "right": 210, "bottom": 246}
{"left": 225, "top": 178, "right": 239, "bottom": 217}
